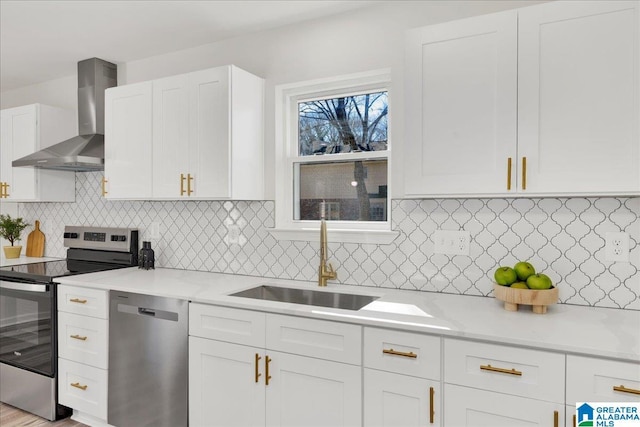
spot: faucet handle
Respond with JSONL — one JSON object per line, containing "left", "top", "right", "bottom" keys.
{"left": 327, "top": 263, "right": 337, "bottom": 279}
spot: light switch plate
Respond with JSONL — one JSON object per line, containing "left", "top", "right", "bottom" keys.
{"left": 433, "top": 230, "right": 470, "bottom": 256}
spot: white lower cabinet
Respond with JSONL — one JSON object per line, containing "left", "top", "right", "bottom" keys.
{"left": 189, "top": 337, "right": 265, "bottom": 427}
{"left": 57, "top": 285, "right": 111, "bottom": 426}
{"left": 363, "top": 327, "right": 442, "bottom": 426}
{"left": 443, "top": 338, "right": 566, "bottom": 426}
{"left": 444, "top": 384, "right": 564, "bottom": 426}
{"left": 188, "top": 303, "right": 362, "bottom": 427}
{"left": 365, "top": 369, "right": 440, "bottom": 427}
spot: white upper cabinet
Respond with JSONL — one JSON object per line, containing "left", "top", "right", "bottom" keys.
{"left": 104, "top": 81, "right": 153, "bottom": 199}
{"left": 405, "top": 10, "right": 518, "bottom": 197}
{"left": 0, "top": 104, "right": 76, "bottom": 202}
{"left": 405, "top": 1, "right": 639, "bottom": 197}
{"left": 518, "top": 0, "right": 639, "bottom": 194}
{"left": 105, "top": 65, "right": 264, "bottom": 200}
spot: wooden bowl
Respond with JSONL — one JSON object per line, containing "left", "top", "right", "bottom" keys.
{"left": 493, "top": 283, "right": 558, "bottom": 314}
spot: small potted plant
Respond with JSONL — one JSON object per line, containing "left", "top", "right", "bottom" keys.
{"left": 0, "top": 214, "right": 30, "bottom": 259}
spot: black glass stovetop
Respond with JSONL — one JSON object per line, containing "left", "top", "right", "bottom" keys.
{"left": 0, "top": 260, "right": 124, "bottom": 283}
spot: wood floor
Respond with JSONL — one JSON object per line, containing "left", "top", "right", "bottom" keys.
{"left": 0, "top": 402, "right": 87, "bottom": 427}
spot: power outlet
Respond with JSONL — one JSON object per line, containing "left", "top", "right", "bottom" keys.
{"left": 434, "top": 230, "right": 470, "bottom": 256}
{"left": 605, "top": 232, "right": 630, "bottom": 262}
{"left": 150, "top": 222, "right": 161, "bottom": 239}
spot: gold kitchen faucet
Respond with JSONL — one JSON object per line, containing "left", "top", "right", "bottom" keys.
{"left": 318, "top": 219, "right": 337, "bottom": 287}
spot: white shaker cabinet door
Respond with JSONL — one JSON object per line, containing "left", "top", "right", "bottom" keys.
{"left": 518, "top": 1, "right": 640, "bottom": 194}
{"left": 444, "top": 384, "right": 563, "bottom": 427}
{"left": 0, "top": 105, "right": 38, "bottom": 200}
{"left": 405, "top": 10, "right": 517, "bottom": 196}
{"left": 152, "top": 73, "right": 189, "bottom": 198}
{"left": 188, "top": 66, "right": 231, "bottom": 199}
{"left": 189, "top": 337, "right": 265, "bottom": 427}
{"left": 104, "top": 81, "right": 153, "bottom": 199}
{"left": 265, "top": 351, "right": 361, "bottom": 427}
{"left": 364, "top": 369, "right": 440, "bottom": 427}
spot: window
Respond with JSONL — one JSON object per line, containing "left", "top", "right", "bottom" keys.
{"left": 272, "top": 70, "right": 397, "bottom": 243}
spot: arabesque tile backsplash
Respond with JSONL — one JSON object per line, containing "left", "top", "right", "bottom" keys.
{"left": 19, "top": 172, "right": 639, "bottom": 310}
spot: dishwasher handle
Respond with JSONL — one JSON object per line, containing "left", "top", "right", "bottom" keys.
{"left": 117, "top": 303, "right": 179, "bottom": 321}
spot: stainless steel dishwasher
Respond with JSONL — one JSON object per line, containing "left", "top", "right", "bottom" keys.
{"left": 108, "top": 291, "right": 188, "bottom": 427}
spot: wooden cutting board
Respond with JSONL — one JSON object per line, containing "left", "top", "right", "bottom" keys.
{"left": 26, "top": 220, "right": 45, "bottom": 257}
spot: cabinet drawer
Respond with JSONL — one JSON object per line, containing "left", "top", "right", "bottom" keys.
{"left": 364, "top": 327, "right": 440, "bottom": 380}
{"left": 444, "top": 338, "right": 565, "bottom": 403}
{"left": 58, "top": 358, "right": 107, "bottom": 420}
{"left": 266, "top": 314, "right": 361, "bottom": 365}
{"left": 58, "top": 312, "right": 108, "bottom": 369}
{"left": 567, "top": 355, "right": 640, "bottom": 403}
{"left": 189, "top": 303, "right": 265, "bottom": 347}
{"left": 58, "top": 285, "right": 108, "bottom": 319}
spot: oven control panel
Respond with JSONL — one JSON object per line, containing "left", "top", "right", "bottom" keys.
{"left": 63, "top": 226, "right": 138, "bottom": 253}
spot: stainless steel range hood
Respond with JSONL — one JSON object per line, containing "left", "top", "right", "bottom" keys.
{"left": 12, "top": 58, "right": 117, "bottom": 172}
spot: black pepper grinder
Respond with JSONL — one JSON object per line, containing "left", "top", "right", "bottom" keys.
{"left": 139, "top": 241, "right": 155, "bottom": 270}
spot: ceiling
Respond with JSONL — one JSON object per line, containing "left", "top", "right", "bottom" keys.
{"left": 0, "top": 0, "right": 376, "bottom": 92}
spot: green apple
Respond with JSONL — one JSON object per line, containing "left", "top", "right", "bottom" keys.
{"left": 514, "top": 261, "right": 536, "bottom": 281}
{"left": 510, "top": 282, "right": 529, "bottom": 289}
{"left": 526, "top": 273, "right": 552, "bottom": 290}
{"left": 494, "top": 267, "right": 517, "bottom": 286}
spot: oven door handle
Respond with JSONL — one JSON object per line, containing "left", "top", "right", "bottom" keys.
{"left": 0, "top": 280, "right": 49, "bottom": 293}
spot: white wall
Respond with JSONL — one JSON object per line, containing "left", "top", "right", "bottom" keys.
{"left": 0, "top": 0, "right": 545, "bottom": 199}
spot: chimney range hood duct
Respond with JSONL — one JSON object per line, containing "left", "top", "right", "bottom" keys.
{"left": 12, "top": 58, "right": 117, "bottom": 172}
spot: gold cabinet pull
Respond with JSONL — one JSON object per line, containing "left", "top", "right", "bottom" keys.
{"left": 69, "top": 298, "right": 87, "bottom": 304}
{"left": 180, "top": 173, "right": 186, "bottom": 196}
{"left": 187, "top": 173, "right": 193, "bottom": 196}
{"left": 382, "top": 348, "right": 417, "bottom": 359}
{"left": 101, "top": 177, "right": 108, "bottom": 196}
{"left": 265, "top": 355, "right": 272, "bottom": 386}
{"left": 429, "top": 386, "right": 435, "bottom": 424}
{"left": 70, "top": 334, "right": 87, "bottom": 341}
{"left": 480, "top": 364, "right": 522, "bottom": 376}
{"left": 553, "top": 410, "right": 558, "bottom": 427}
{"left": 255, "top": 353, "right": 262, "bottom": 383}
{"left": 0, "top": 182, "right": 10, "bottom": 198}
{"left": 522, "top": 156, "right": 527, "bottom": 190}
{"left": 573, "top": 414, "right": 576, "bottom": 427}
{"left": 507, "top": 157, "right": 512, "bottom": 190}
{"left": 613, "top": 385, "right": 640, "bottom": 395}
{"left": 71, "top": 382, "right": 87, "bottom": 391}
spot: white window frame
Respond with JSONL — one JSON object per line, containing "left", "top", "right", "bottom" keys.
{"left": 269, "top": 69, "right": 399, "bottom": 244}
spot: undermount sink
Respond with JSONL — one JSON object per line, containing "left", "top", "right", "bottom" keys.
{"left": 229, "top": 285, "right": 379, "bottom": 311}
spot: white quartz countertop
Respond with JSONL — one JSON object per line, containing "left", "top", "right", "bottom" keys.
{"left": 56, "top": 267, "right": 640, "bottom": 363}
{"left": 1, "top": 255, "right": 62, "bottom": 267}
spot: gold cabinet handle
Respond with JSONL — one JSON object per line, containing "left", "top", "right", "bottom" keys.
{"left": 0, "top": 182, "right": 10, "bottom": 198}
{"left": 480, "top": 364, "right": 522, "bottom": 376}
{"left": 70, "top": 334, "right": 87, "bottom": 341}
{"left": 70, "top": 298, "right": 87, "bottom": 304}
{"left": 507, "top": 157, "right": 512, "bottom": 190}
{"left": 187, "top": 173, "right": 193, "bottom": 196}
{"left": 554, "top": 410, "right": 558, "bottom": 427}
{"left": 101, "top": 177, "right": 108, "bottom": 196}
{"left": 613, "top": 385, "right": 640, "bottom": 395}
{"left": 573, "top": 414, "right": 576, "bottom": 427}
{"left": 383, "top": 348, "right": 417, "bottom": 359}
{"left": 429, "top": 386, "right": 435, "bottom": 424}
{"left": 180, "top": 173, "right": 186, "bottom": 196}
{"left": 521, "top": 156, "right": 527, "bottom": 190}
{"left": 265, "top": 355, "right": 272, "bottom": 386}
{"left": 255, "top": 353, "right": 262, "bottom": 383}
{"left": 71, "top": 382, "right": 87, "bottom": 391}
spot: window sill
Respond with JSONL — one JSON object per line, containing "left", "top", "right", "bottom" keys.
{"left": 266, "top": 228, "right": 400, "bottom": 244}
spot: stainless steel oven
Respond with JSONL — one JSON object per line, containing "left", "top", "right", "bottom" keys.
{"left": 0, "top": 226, "right": 138, "bottom": 421}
